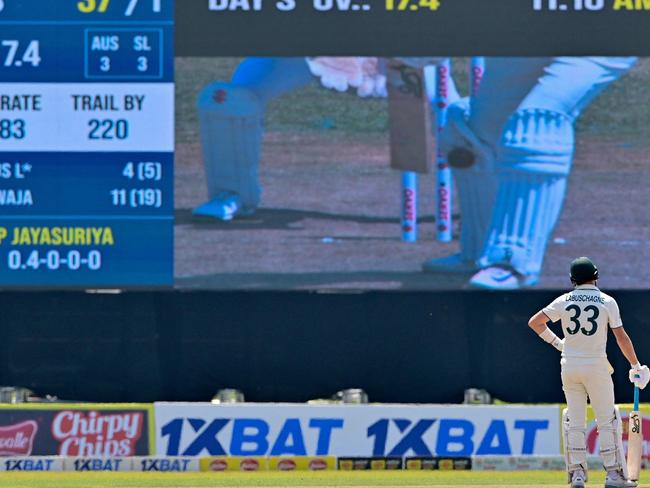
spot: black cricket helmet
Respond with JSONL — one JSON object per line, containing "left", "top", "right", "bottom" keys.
{"left": 570, "top": 256, "right": 599, "bottom": 285}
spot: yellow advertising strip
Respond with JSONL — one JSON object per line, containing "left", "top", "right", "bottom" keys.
{"left": 0, "top": 403, "right": 153, "bottom": 410}
{"left": 438, "top": 458, "right": 455, "bottom": 470}
{"left": 405, "top": 459, "right": 422, "bottom": 470}
{"left": 268, "top": 456, "right": 336, "bottom": 471}
{"left": 200, "top": 457, "right": 336, "bottom": 472}
{"left": 0, "top": 403, "right": 156, "bottom": 455}
{"left": 199, "top": 457, "right": 268, "bottom": 472}
{"left": 338, "top": 459, "right": 354, "bottom": 471}
{"left": 145, "top": 405, "right": 155, "bottom": 457}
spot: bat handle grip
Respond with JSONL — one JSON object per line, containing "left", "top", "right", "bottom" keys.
{"left": 634, "top": 374, "right": 640, "bottom": 411}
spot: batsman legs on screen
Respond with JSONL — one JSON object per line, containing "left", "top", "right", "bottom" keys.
{"left": 424, "top": 58, "right": 551, "bottom": 274}
{"left": 426, "top": 57, "right": 637, "bottom": 289}
{"left": 193, "top": 57, "right": 313, "bottom": 220}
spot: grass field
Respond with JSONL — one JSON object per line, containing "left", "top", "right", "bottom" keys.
{"left": 1, "top": 471, "right": 649, "bottom": 488}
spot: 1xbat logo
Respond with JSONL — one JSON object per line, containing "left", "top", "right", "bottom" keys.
{"left": 4, "top": 459, "right": 54, "bottom": 471}
{"left": 73, "top": 458, "right": 124, "bottom": 471}
{"left": 161, "top": 418, "right": 344, "bottom": 456}
{"left": 140, "top": 458, "right": 192, "bottom": 472}
{"left": 367, "top": 418, "right": 549, "bottom": 456}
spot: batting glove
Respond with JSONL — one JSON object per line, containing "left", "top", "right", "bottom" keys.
{"left": 306, "top": 57, "right": 387, "bottom": 98}
{"left": 629, "top": 363, "right": 650, "bottom": 390}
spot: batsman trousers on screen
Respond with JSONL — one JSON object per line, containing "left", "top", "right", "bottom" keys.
{"left": 441, "top": 57, "right": 637, "bottom": 283}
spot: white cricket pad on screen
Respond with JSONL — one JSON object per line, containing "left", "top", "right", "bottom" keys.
{"left": 423, "top": 99, "right": 497, "bottom": 272}
{"left": 479, "top": 173, "right": 567, "bottom": 277}
{"left": 454, "top": 166, "right": 498, "bottom": 264}
{"left": 478, "top": 109, "right": 574, "bottom": 279}
{"left": 197, "top": 82, "right": 263, "bottom": 210}
{"left": 446, "top": 101, "right": 497, "bottom": 263}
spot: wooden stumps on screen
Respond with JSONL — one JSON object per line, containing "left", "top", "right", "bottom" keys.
{"left": 387, "top": 60, "right": 434, "bottom": 242}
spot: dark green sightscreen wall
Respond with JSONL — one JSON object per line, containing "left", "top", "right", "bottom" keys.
{"left": 0, "top": 291, "right": 646, "bottom": 403}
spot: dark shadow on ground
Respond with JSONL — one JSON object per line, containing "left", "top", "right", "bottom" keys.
{"left": 175, "top": 271, "right": 473, "bottom": 291}
{"left": 175, "top": 207, "right": 457, "bottom": 231}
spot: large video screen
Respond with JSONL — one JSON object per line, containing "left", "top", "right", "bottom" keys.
{"left": 1, "top": 1, "right": 648, "bottom": 290}
{"left": 175, "top": 56, "right": 649, "bottom": 290}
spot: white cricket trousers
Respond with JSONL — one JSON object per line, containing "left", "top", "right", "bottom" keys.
{"left": 562, "top": 357, "right": 616, "bottom": 446}
{"left": 562, "top": 357, "right": 615, "bottom": 424}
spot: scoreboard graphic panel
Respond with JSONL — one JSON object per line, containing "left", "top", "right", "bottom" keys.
{"left": 0, "top": 0, "right": 174, "bottom": 287}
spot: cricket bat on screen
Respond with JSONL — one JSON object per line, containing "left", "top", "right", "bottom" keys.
{"left": 627, "top": 382, "right": 642, "bottom": 481}
{"left": 387, "top": 60, "right": 433, "bottom": 174}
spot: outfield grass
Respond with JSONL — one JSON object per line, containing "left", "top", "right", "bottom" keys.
{"left": 1, "top": 471, "right": 648, "bottom": 488}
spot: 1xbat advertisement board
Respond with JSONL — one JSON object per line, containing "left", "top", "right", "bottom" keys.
{"left": 154, "top": 403, "right": 560, "bottom": 458}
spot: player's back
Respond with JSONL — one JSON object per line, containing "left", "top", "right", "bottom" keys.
{"left": 543, "top": 284, "right": 622, "bottom": 359}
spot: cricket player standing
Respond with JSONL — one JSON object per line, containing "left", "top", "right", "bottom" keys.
{"left": 528, "top": 257, "right": 650, "bottom": 488}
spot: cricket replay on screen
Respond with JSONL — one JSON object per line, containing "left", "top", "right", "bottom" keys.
{"left": 1, "top": 0, "right": 649, "bottom": 290}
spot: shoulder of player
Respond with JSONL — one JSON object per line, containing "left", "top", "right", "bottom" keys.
{"left": 598, "top": 289, "right": 617, "bottom": 303}
{"left": 550, "top": 292, "right": 569, "bottom": 304}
